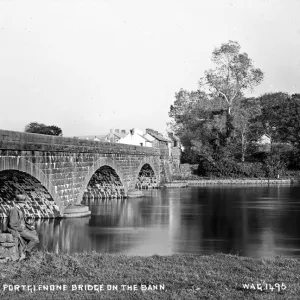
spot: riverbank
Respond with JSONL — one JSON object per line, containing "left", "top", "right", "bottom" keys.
{"left": 166, "top": 178, "right": 292, "bottom": 187}
{"left": 1, "top": 252, "right": 299, "bottom": 299}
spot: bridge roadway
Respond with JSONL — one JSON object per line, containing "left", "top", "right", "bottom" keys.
{"left": 0, "top": 129, "right": 170, "bottom": 216}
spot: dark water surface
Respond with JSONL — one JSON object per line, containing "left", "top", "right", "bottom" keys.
{"left": 2, "top": 185, "right": 300, "bottom": 258}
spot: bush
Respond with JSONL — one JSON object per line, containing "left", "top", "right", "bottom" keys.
{"left": 237, "top": 162, "right": 266, "bottom": 178}
{"left": 264, "top": 151, "right": 287, "bottom": 178}
{"left": 197, "top": 159, "right": 266, "bottom": 178}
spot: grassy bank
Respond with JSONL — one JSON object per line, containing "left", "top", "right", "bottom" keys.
{"left": 1, "top": 252, "right": 300, "bottom": 299}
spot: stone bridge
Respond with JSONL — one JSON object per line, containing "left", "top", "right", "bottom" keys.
{"left": 0, "top": 130, "right": 171, "bottom": 217}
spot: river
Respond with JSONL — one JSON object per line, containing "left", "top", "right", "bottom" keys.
{"left": 1, "top": 185, "right": 300, "bottom": 259}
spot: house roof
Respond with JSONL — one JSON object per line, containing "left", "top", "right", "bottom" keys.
{"left": 106, "top": 131, "right": 127, "bottom": 139}
{"left": 146, "top": 131, "right": 170, "bottom": 142}
{"left": 76, "top": 135, "right": 106, "bottom": 141}
{"left": 261, "top": 134, "right": 271, "bottom": 138}
{"left": 139, "top": 134, "right": 153, "bottom": 143}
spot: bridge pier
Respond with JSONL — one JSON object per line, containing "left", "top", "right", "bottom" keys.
{"left": 63, "top": 204, "right": 91, "bottom": 218}
{"left": 127, "top": 190, "right": 144, "bottom": 198}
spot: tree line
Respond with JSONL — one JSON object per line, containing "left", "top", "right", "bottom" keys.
{"left": 24, "top": 122, "right": 63, "bottom": 136}
{"left": 169, "top": 41, "right": 300, "bottom": 178}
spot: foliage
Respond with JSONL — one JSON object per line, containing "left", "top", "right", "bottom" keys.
{"left": 24, "top": 122, "right": 63, "bottom": 136}
{"left": 274, "top": 94, "right": 300, "bottom": 145}
{"left": 168, "top": 40, "right": 300, "bottom": 177}
{"left": 199, "top": 40, "right": 264, "bottom": 114}
{"left": 264, "top": 151, "right": 288, "bottom": 178}
{"left": 171, "top": 90, "right": 300, "bottom": 177}
{"left": 231, "top": 97, "right": 261, "bottom": 161}
{"left": 169, "top": 89, "right": 228, "bottom": 164}
{"left": 252, "top": 93, "right": 300, "bottom": 146}
{"left": 254, "top": 92, "right": 290, "bottom": 143}
{"left": 198, "top": 159, "right": 266, "bottom": 178}
{"left": 238, "top": 162, "right": 266, "bottom": 178}
{"left": 287, "top": 148, "right": 300, "bottom": 170}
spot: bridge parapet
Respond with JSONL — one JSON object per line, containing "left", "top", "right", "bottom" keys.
{"left": 0, "top": 130, "right": 160, "bottom": 156}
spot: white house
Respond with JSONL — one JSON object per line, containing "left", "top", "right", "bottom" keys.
{"left": 257, "top": 134, "right": 271, "bottom": 145}
{"left": 117, "top": 128, "right": 152, "bottom": 147}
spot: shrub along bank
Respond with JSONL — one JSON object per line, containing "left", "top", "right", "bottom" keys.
{"left": 0, "top": 251, "right": 300, "bottom": 299}
{"left": 174, "top": 159, "right": 300, "bottom": 180}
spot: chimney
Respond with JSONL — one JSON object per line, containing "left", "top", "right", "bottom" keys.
{"left": 115, "top": 129, "right": 120, "bottom": 133}
{"left": 121, "top": 130, "right": 126, "bottom": 134}
{"left": 110, "top": 129, "right": 113, "bottom": 133}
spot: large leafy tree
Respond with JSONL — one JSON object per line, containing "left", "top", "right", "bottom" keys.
{"left": 199, "top": 41, "right": 264, "bottom": 114}
{"left": 25, "top": 122, "right": 63, "bottom": 136}
{"left": 169, "top": 89, "right": 229, "bottom": 163}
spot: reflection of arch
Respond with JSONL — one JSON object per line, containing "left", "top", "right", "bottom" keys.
{"left": 0, "top": 156, "right": 64, "bottom": 215}
{"left": 77, "top": 158, "right": 127, "bottom": 204}
{"left": 134, "top": 157, "right": 159, "bottom": 189}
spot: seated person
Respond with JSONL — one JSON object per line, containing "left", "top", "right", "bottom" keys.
{"left": 7, "top": 194, "right": 39, "bottom": 261}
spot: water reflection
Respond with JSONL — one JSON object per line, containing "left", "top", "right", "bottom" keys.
{"left": 1, "top": 185, "right": 300, "bottom": 258}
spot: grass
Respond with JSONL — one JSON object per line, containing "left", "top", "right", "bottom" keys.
{"left": 1, "top": 252, "right": 300, "bottom": 299}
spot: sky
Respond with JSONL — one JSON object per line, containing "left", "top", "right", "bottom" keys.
{"left": 0, "top": 0, "right": 300, "bottom": 137}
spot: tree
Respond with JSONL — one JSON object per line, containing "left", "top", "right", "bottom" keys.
{"left": 24, "top": 122, "right": 63, "bottom": 136}
{"left": 232, "top": 97, "right": 261, "bottom": 161}
{"left": 253, "top": 92, "right": 300, "bottom": 146}
{"left": 256, "top": 92, "right": 289, "bottom": 144}
{"left": 274, "top": 93, "right": 300, "bottom": 146}
{"left": 199, "top": 41, "right": 264, "bottom": 114}
{"left": 264, "top": 150, "right": 287, "bottom": 178}
{"left": 169, "top": 89, "right": 228, "bottom": 163}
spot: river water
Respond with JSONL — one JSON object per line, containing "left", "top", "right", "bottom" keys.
{"left": 2, "top": 185, "right": 300, "bottom": 259}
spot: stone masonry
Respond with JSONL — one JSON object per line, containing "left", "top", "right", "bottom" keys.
{"left": 0, "top": 233, "right": 19, "bottom": 262}
{"left": 0, "top": 129, "right": 169, "bottom": 216}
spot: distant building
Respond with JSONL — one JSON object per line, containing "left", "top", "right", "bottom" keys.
{"left": 75, "top": 129, "right": 128, "bottom": 143}
{"left": 117, "top": 128, "right": 152, "bottom": 147}
{"left": 145, "top": 129, "right": 173, "bottom": 160}
{"left": 145, "top": 128, "right": 169, "bottom": 146}
{"left": 76, "top": 135, "right": 106, "bottom": 141}
{"left": 253, "top": 134, "right": 272, "bottom": 153}
{"left": 104, "top": 129, "right": 128, "bottom": 143}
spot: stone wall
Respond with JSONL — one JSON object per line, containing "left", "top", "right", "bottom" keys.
{"left": 0, "top": 233, "right": 19, "bottom": 262}
{"left": 170, "top": 147, "right": 181, "bottom": 173}
{"left": 176, "top": 164, "right": 199, "bottom": 177}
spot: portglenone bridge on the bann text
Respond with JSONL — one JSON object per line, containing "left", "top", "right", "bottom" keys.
{"left": 0, "top": 129, "right": 177, "bottom": 218}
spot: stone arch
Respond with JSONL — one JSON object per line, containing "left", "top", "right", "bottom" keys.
{"left": 0, "top": 156, "right": 64, "bottom": 215}
{"left": 133, "top": 157, "right": 160, "bottom": 190}
{"left": 77, "top": 157, "right": 127, "bottom": 204}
